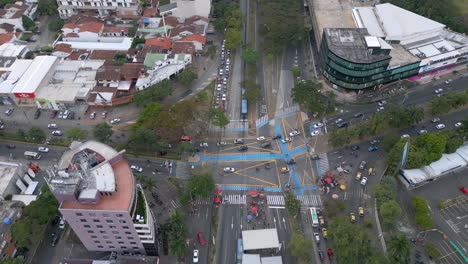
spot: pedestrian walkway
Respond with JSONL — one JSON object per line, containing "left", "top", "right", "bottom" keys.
{"left": 170, "top": 199, "right": 182, "bottom": 209}
{"left": 296, "top": 195, "right": 322, "bottom": 207}
{"left": 343, "top": 189, "right": 366, "bottom": 201}
{"left": 223, "top": 194, "right": 247, "bottom": 205}
{"left": 318, "top": 152, "right": 330, "bottom": 175}
{"left": 193, "top": 197, "right": 211, "bottom": 205}
{"left": 267, "top": 195, "right": 285, "bottom": 206}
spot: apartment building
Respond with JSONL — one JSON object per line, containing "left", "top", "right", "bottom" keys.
{"left": 56, "top": 0, "right": 141, "bottom": 19}
{"left": 46, "top": 141, "right": 157, "bottom": 256}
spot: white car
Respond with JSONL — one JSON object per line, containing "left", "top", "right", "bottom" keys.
{"left": 314, "top": 123, "right": 324, "bottom": 129}
{"left": 233, "top": 139, "right": 244, "bottom": 144}
{"left": 193, "top": 250, "right": 199, "bottom": 263}
{"left": 434, "top": 88, "right": 443, "bottom": 94}
{"left": 454, "top": 122, "right": 462, "bottom": 128}
{"left": 378, "top": 100, "right": 387, "bottom": 106}
{"left": 222, "top": 95, "right": 226, "bottom": 102}
{"left": 101, "top": 111, "right": 107, "bottom": 118}
{"left": 47, "top": 124, "right": 58, "bottom": 129}
{"left": 200, "top": 142, "right": 209, "bottom": 148}
{"left": 256, "top": 136, "right": 266, "bottom": 141}
{"left": 401, "top": 134, "right": 410, "bottom": 139}
{"left": 90, "top": 112, "right": 96, "bottom": 119}
{"left": 130, "top": 165, "right": 143, "bottom": 172}
{"left": 217, "top": 84, "right": 222, "bottom": 91}
{"left": 38, "top": 147, "right": 49, "bottom": 153}
{"left": 110, "top": 118, "right": 121, "bottom": 124}
{"left": 436, "top": 124, "right": 445, "bottom": 130}
{"left": 418, "top": 129, "right": 428, "bottom": 135}
{"left": 311, "top": 130, "right": 320, "bottom": 137}
{"left": 360, "top": 177, "right": 368, "bottom": 186}
{"left": 51, "top": 130, "right": 63, "bottom": 136}
{"left": 289, "top": 130, "right": 300, "bottom": 137}
{"left": 223, "top": 167, "right": 235, "bottom": 173}
{"left": 281, "top": 138, "right": 292, "bottom": 143}
{"left": 217, "top": 141, "right": 227, "bottom": 146}
{"left": 377, "top": 106, "right": 385, "bottom": 112}
{"left": 445, "top": 79, "right": 452, "bottom": 84}
{"left": 335, "top": 118, "right": 343, "bottom": 124}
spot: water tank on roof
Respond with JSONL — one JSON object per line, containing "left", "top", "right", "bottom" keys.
{"left": 3, "top": 217, "right": 11, "bottom": 225}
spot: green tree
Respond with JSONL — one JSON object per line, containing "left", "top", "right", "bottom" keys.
{"left": 48, "top": 19, "right": 65, "bottom": 32}
{"left": 93, "top": 123, "right": 113, "bottom": 143}
{"left": 144, "top": 178, "right": 156, "bottom": 191}
{"left": 382, "top": 135, "right": 400, "bottom": 153}
{"left": 225, "top": 28, "right": 242, "bottom": 49}
{"left": 0, "top": 259, "right": 27, "bottom": 264}
{"left": 209, "top": 108, "right": 230, "bottom": 128}
{"left": 176, "top": 141, "right": 195, "bottom": 155}
{"left": 168, "top": 212, "right": 188, "bottom": 257}
{"left": 441, "top": 131, "right": 463, "bottom": 153}
{"left": 290, "top": 67, "right": 301, "bottom": 78}
{"left": 37, "top": 0, "right": 58, "bottom": 15}
{"left": 27, "top": 127, "right": 46, "bottom": 143}
{"left": 131, "top": 37, "right": 145, "bottom": 48}
{"left": 374, "top": 184, "right": 396, "bottom": 206}
{"left": 431, "top": 96, "right": 452, "bottom": 115}
{"left": 379, "top": 200, "right": 402, "bottom": 229}
{"left": 128, "top": 127, "right": 159, "bottom": 152}
{"left": 137, "top": 102, "right": 161, "bottom": 126}
{"left": 291, "top": 79, "right": 324, "bottom": 114}
{"left": 242, "top": 48, "right": 259, "bottom": 65}
{"left": 177, "top": 69, "right": 198, "bottom": 87}
{"left": 0, "top": 0, "right": 15, "bottom": 8}
{"left": 21, "top": 15, "right": 36, "bottom": 31}
{"left": 134, "top": 172, "right": 145, "bottom": 183}
{"left": 424, "top": 242, "right": 441, "bottom": 259}
{"left": 285, "top": 193, "right": 301, "bottom": 217}
{"left": 244, "top": 84, "right": 261, "bottom": 102}
{"left": 40, "top": 46, "right": 53, "bottom": 53}
{"left": 65, "top": 128, "right": 88, "bottom": 141}
{"left": 388, "top": 234, "right": 411, "bottom": 264}
{"left": 187, "top": 168, "right": 215, "bottom": 199}
{"left": 289, "top": 231, "right": 313, "bottom": 263}
{"left": 329, "top": 129, "right": 352, "bottom": 147}
{"left": 323, "top": 200, "right": 346, "bottom": 218}
{"left": 385, "top": 105, "right": 423, "bottom": 128}
{"left": 134, "top": 80, "right": 173, "bottom": 106}
{"left": 411, "top": 196, "right": 433, "bottom": 230}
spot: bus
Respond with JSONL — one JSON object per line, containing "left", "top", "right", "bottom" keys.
{"left": 24, "top": 151, "right": 41, "bottom": 160}
{"left": 236, "top": 239, "right": 243, "bottom": 264}
{"left": 310, "top": 207, "right": 319, "bottom": 227}
{"left": 241, "top": 99, "right": 247, "bottom": 119}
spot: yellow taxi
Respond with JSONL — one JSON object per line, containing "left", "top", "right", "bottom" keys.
{"left": 321, "top": 228, "right": 328, "bottom": 239}
{"left": 368, "top": 167, "right": 374, "bottom": 175}
{"left": 350, "top": 213, "right": 356, "bottom": 223}
{"left": 355, "top": 172, "right": 362, "bottom": 181}
{"left": 319, "top": 216, "right": 325, "bottom": 227}
{"left": 358, "top": 207, "right": 364, "bottom": 217}
{"left": 281, "top": 167, "right": 290, "bottom": 173}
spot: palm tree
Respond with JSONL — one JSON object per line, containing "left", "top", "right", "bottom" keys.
{"left": 134, "top": 172, "right": 145, "bottom": 183}
{"left": 388, "top": 234, "right": 411, "bottom": 264}
{"left": 144, "top": 178, "right": 156, "bottom": 191}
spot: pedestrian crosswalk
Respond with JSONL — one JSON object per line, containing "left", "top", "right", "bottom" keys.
{"left": 296, "top": 195, "right": 322, "bottom": 207}
{"left": 343, "top": 189, "right": 366, "bottom": 200}
{"left": 267, "top": 195, "right": 285, "bottom": 206}
{"left": 318, "top": 153, "right": 330, "bottom": 173}
{"left": 170, "top": 199, "right": 182, "bottom": 208}
{"left": 223, "top": 194, "right": 247, "bottom": 205}
{"left": 266, "top": 195, "right": 322, "bottom": 207}
{"left": 193, "top": 197, "right": 211, "bottom": 205}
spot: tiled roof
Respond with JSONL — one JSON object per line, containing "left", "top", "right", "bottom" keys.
{"left": 116, "top": 9, "right": 140, "bottom": 19}
{"left": 172, "top": 42, "right": 195, "bottom": 54}
{"left": 0, "top": 33, "right": 14, "bottom": 45}
{"left": 79, "top": 22, "right": 104, "bottom": 33}
{"left": 63, "top": 23, "right": 77, "bottom": 29}
{"left": 65, "top": 32, "right": 79, "bottom": 38}
{"left": 180, "top": 34, "right": 206, "bottom": 44}
{"left": 185, "top": 15, "right": 209, "bottom": 25}
{"left": 143, "top": 8, "right": 157, "bottom": 17}
{"left": 0, "top": 23, "right": 14, "bottom": 33}
{"left": 162, "top": 16, "right": 180, "bottom": 27}
{"left": 54, "top": 43, "right": 72, "bottom": 54}
{"left": 121, "top": 63, "right": 143, "bottom": 79}
{"left": 96, "top": 64, "right": 121, "bottom": 81}
{"left": 103, "top": 26, "right": 129, "bottom": 34}
{"left": 135, "top": 46, "right": 164, "bottom": 62}
{"left": 169, "top": 25, "right": 196, "bottom": 38}
{"left": 145, "top": 37, "right": 172, "bottom": 50}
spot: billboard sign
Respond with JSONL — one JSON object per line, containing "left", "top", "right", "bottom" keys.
{"left": 400, "top": 141, "right": 410, "bottom": 169}
{"left": 14, "top": 92, "right": 35, "bottom": 99}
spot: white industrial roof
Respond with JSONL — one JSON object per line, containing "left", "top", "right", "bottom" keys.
{"left": 0, "top": 161, "right": 20, "bottom": 197}
{"left": 261, "top": 256, "right": 283, "bottom": 264}
{"left": 0, "top": 44, "right": 28, "bottom": 58}
{"left": 365, "top": 36, "right": 380, "bottom": 47}
{"left": 55, "top": 37, "right": 132, "bottom": 51}
{"left": 11, "top": 56, "right": 57, "bottom": 94}
{"left": 12, "top": 194, "right": 37, "bottom": 206}
{"left": 242, "top": 254, "right": 261, "bottom": 264}
{"left": 402, "top": 143, "right": 468, "bottom": 185}
{"left": 242, "top": 229, "right": 280, "bottom": 251}
{"left": 0, "top": 59, "right": 32, "bottom": 93}
{"left": 352, "top": 7, "right": 384, "bottom": 37}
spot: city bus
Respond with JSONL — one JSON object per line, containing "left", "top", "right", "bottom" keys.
{"left": 310, "top": 207, "right": 319, "bottom": 227}
{"left": 24, "top": 151, "right": 41, "bottom": 160}
{"left": 241, "top": 99, "right": 247, "bottom": 120}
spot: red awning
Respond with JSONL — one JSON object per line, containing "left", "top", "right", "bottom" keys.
{"left": 251, "top": 207, "right": 258, "bottom": 213}
{"left": 213, "top": 197, "right": 221, "bottom": 204}
{"left": 326, "top": 177, "right": 332, "bottom": 183}
{"left": 249, "top": 190, "right": 259, "bottom": 197}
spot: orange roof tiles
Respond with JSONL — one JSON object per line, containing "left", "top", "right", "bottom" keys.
{"left": 143, "top": 8, "right": 157, "bottom": 17}
{"left": 180, "top": 34, "right": 206, "bottom": 44}
{"left": 172, "top": 42, "right": 195, "bottom": 54}
{"left": 162, "top": 16, "right": 180, "bottom": 27}
{"left": 0, "top": 33, "right": 14, "bottom": 45}
{"left": 63, "top": 23, "right": 77, "bottom": 29}
{"left": 79, "top": 22, "right": 104, "bottom": 33}
{"left": 145, "top": 37, "right": 172, "bottom": 50}
{"left": 54, "top": 43, "right": 73, "bottom": 54}
{"left": 61, "top": 159, "right": 134, "bottom": 211}
{"left": 65, "top": 32, "right": 79, "bottom": 38}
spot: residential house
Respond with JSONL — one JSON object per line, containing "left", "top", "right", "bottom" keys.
{"left": 144, "top": 37, "right": 172, "bottom": 52}
{"left": 169, "top": 0, "right": 211, "bottom": 19}
{"left": 0, "top": 2, "right": 37, "bottom": 31}
{"left": 57, "top": 0, "right": 141, "bottom": 19}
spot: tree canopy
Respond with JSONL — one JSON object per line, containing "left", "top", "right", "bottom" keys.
{"left": 37, "top": 0, "right": 58, "bottom": 15}
{"left": 176, "top": 69, "right": 198, "bottom": 87}
{"left": 26, "top": 127, "right": 46, "bottom": 143}
{"left": 21, "top": 15, "right": 36, "bottom": 31}
{"left": 388, "top": 234, "right": 411, "bottom": 264}
{"left": 48, "top": 19, "right": 65, "bottom": 32}
{"left": 291, "top": 79, "right": 324, "bottom": 114}
{"left": 93, "top": 123, "right": 113, "bottom": 143}
{"left": 133, "top": 80, "right": 173, "bottom": 106}
{"left": 168, "top": 212, "right": 188, "bottom": 257}
{"left": 380, "top": 200, "right": 402, "bottom": 229}
{"left": 289, "top": 231, "right": 313, "bottom": 263}
{"left": 209, "top": 108, "right": 230, "bottom": 128}
{"left": 285, "top": 193, "right": 301, "bottom": 216}
{"left": 242, "top": 48, "right": 260, "bottom": 65}
{"left": 411, "top": 196, "right": 433, "bottom": 230}
{"left": 65, "top": 128, "right": 88, "bottom": 141}
{"left": 431, "top": 90, "right": 468, "bottom": 115}
{"left": 187, "top": 168, "right": 215, "bottom": 199}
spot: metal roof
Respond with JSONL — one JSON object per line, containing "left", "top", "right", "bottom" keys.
{"left": 242, "top": 229, "right": 280, "bottom": 251}
{"left": 11, "top": 56, "right": 57, "bottom": 94}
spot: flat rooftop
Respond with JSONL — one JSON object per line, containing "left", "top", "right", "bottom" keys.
{"left": 324, "top": 28, "right": 391, "bottom": 64}
{"left": 0, "top": 160, "right": 20, "bottom": 196}
{"left": 242, "top": 228, "right": 280, "bottom": 251}
{"left": 11, "top": 56, "right": 57, "bottom": 94}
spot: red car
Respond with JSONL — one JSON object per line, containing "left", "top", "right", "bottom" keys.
{"left": 197, "top": 232, "right": 206, "bottom": 245}
{"left": 179, "top": 135, "right": 193, "bottom": 142}
{"left": 49, "top": 110, "right": 57, "bottom": 119}
{"left": 326, "top": 248, "right": 334, "bottom": 260}
{"left": 459, "top": 186, "right": 468, "bottom": 194}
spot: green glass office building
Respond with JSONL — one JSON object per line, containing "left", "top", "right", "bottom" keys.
{"left": 320, "top": 28, "right": 420, "bottom": 91}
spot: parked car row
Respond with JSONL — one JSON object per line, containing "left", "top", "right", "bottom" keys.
{"left": 213, "top": 39, "right": 231, "bottom": 111}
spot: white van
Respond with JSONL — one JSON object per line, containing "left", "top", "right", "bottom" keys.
{"left": 59, "top": 218, "right": 65, "bottom": 229}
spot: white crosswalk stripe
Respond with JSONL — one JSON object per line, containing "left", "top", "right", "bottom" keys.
{"left": 193, "top": 197, "right": 211, "bottom": 205}
{"left": 296, "top": 195, "right": 322, "bottom": 207}
{"left": 319, "top": 153, "right": 330, "bottom": 173}
{"left": 344, "top": 189, "right": 364, "bottom": 200}
{"left": 223, "top": 194, "right": 246, "bottom": 205}
{"left": 267, "top": 195, "right": 285, "bottom": 206}
{"left": 170, "top": 199, "right": 182, "bottom": 208}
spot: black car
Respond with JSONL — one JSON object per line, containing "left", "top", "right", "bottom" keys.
{"left": 51, "top": 233, "right": 58, "bottom": 246}
{"left": 261, "top": 142, "right": 271, "bottom": 148}
{"left": 51, "top": 215, "right": 60, "bottom": 226}
{"left": 337, "top": 122, "right": 349, "bottom": 128}
{"left": 33, "top": 109, "right": 41, "bottom": 119}
{"left": 287, "top": 159, "right": 296, "bottom": 165}
{"left": 318, "top": 250, "right": 324, "bottom": 260}
{"left": 353, "top": 113, "right": 363, "bottom": 118}
{"left": 238, "top": 145, "right": 248, "bottom": 151}
{"left": 6, "top": 144, "right": 15, "bottom": 149}
{"left": 272, "top": 134, "right": 282, "bottom": 140}
{"left": 351, "top": 145, "right": 360, "bottom": 151}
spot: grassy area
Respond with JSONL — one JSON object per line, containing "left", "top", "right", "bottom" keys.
{"left": 450, "top": 0, "right": 468, "bottom": 16}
